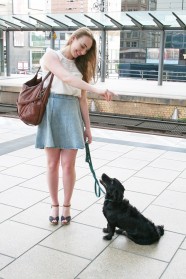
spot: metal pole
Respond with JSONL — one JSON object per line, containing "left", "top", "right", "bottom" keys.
{"left": 158, "top": 30, "right": 165, "bottom": 86}
{"left": 6, "top": 31, "right": 10, "bottom": 76}
{"left": 0, "top": 30, "right": 4, "bottom": 75}
{"left": 50, "top": 31, "right": 55, "bottom": 49}
{"left": 100, "top": 30, "right": 106, "bottom": 82}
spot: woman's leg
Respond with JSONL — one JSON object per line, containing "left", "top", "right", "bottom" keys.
{"left": 60, "top": 149, "right": 78, "bottom": 220}
{"left": 45, "top": 148, "right": 61, "bottom": 220}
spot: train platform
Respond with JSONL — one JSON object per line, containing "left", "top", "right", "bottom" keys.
{"left": 0, "top": 116, "right": 186, "bottom": 279}
{"left": 0, "top": 74, "right": 186, "bottom": 100}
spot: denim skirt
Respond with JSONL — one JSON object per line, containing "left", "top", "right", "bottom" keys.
{"left": 35, "top": 93, "right": 85, "bottom": 149}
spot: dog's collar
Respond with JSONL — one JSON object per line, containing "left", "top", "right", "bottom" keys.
{"left": 105, "top": 199, "right": 113, "bottom": 202}
{"left": 105, "top": 199, "right": 122, "bottom": 203}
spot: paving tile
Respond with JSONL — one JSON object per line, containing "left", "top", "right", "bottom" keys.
{"left": 95, "top": 165, "right": 136, "bottom": 182}
{"left": 181, "top": 238, "right": 186, "bottom": 249}
{"left": 161, "top": 249, "right": 186, "bottom": 279}
{"left": 24, "top": 156, "right": 47, "bottom": 168}
{"left": 125, "top": 191, "right": 155, "bottom": 212}
{"left": 111, "top": 230, "right": 184, "bottom": 262}
{"left": 0, "top": 204, "right": 22, "bottom": 223}
{"left": 0, "top": 186, "right": 48, "bottom": 209}
{"left": 0, "top": 245, "right": 90, "bottom": 279}
{"left": 18, "top": 173, "right": 49, "bottom": 192}
{"left": 161, "top": 150, "right": 186, "bottom": 162}
{"left": 98, "top": 143, "right": 134, "bottom": 153}
{"left": 0, "top": 132, "right": 26, "bottom": 141}
{"left": 149, "top": 158, "right": 186, "bottom": 171}
{"left": 122, "top": 147, "right": 165, "bottom": 161}
{"left": 8, "top": 146, "right": 44, "bottom": 159}
{"left": 135, "top": 166, "right": 180, "bottom": 182}
{"left": 89, "top": 141, "right": 108, "bottom": 151}
{"left": 40, "top": 222, "right": 110, "bottom": 260}
{"left": 1, "top": 164, "right": 45, "bottom": 179}
{"left": 108, "top": 157, "right": 149, "bottom": 170}
{"left": 124, "top": 176, "right": 169, "bottom": 195}
{"left": 179, "top": 169, "right": 186, "bottom": 178}
{"left": 44, "top": 188, "right": 100, "bottom": 211}
{"left": 11, "top": 202, "right": 80, "bottom": 231}
{"left": 0, "top": 154, "right": 29, "bottom": 168}
{"left": 73, "top": 203, "right": 106, "bottom": 229}
{"left": 76, "top": 155, "right": 109, "bottom": 170}
{"left": 144, "top": 205, "right": 186, "bottom": 234}
{"left": 75, "top": 175, "right": 97, "bottom": 192}
{"left": 0, "top": 166, "right": 5, "bottom": 171}
{"left": 0, "top": 174, "right": 25, "bottom": 192}
{"left": 0, "top": 254, "right": 14, "bottom": 270}
{"left": 90, "top": 149, "right": 124, "bottom": 160}
{"left": 0, "top": 221, "right": 50, "bottom": 258}
{"left": 78, "top": 247, "right": 167, "bottom": 279}
{"left": 153, "top": 190, "right": 186, "bottom": 211}
{"left": 168, "top": 177, "right": 186, "bottom": 193}
{"left": 75, "top": 166, "right": 91, "bottom": 180}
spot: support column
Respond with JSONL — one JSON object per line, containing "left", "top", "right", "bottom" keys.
{"left": 100, "top": 30, "right": 106, "bottom": 82}
{"left": 50, "top": 31, "right": 55, "bottom": 49}
{"left": 158, "top": 30, "right": 165, "bottom": 86}
{"left": 0, "top": 30, "right": 4, "bottom": 76}
{"left": 6, "top": 31, "right": 11, "bottom": 76}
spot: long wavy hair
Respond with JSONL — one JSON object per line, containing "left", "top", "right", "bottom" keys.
{"left": 66, "top": 27, "right": 97, "bottom": 83}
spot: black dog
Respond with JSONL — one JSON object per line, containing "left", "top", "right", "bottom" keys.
{"left": 100, "top": 173, "right": 164, "bottom": 245}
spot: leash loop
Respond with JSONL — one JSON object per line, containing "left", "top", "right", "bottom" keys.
{"left": 85, "top": 142, "right": 105, "bottom": 197}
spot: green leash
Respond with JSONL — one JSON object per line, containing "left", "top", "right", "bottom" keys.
{"left": 85, "top": 142, "right": 105, "bottom": 197}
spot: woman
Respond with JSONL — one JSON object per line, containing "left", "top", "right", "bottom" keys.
{"left": 35, "top": 27, "right": 115, "bottom": 225}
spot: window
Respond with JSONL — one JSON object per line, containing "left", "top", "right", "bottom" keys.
{"left": 30, "top": 31, "right": 45, "bottom": 47}
{"left": 14, "top": 31, "right": 24, "bottom": 47}
{"left": 126, "top": 42, "right": 130, "bottom": 47}
{"left": 131, "top": 41, "right": 137, "bottom": 47}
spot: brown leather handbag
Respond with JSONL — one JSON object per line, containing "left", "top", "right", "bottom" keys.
{"left": 16, "top": 68, "right": 54, "bottom": 126}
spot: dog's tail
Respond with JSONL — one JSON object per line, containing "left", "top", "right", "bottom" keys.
{"left": 157, "top": 225, "right": 164, "bottom": 237}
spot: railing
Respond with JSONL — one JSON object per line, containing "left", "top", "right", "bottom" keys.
{"left": 97, "top": 62, "right": 186, "bottom": 82}
{"left": 117, "top": 69, "right": 186, "bottom": 82}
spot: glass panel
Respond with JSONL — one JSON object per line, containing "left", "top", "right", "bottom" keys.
{"left": 63, "top": 13, "right": 95, "bottom": 27}
{"left": 47, "top": 14, "right": 77, "bottom": 27}
{"left": 149, "top": 11, "right": 180, "bottom": 28}
{"left": 0, "top": 16, "right": 25, "bottom": 28}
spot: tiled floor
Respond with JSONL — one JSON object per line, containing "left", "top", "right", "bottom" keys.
{"left": 0, "top": 116, "right": 186, "bottom": 279}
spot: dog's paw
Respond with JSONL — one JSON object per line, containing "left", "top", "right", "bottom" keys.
{"left": 103, "top": 228, "right": 109, "bottom": 233}
{"left": 103, "top": 235, "right": 112, "bottom": 241}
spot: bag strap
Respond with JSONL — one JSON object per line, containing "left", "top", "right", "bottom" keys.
{"left": 85, "top": 142, "right": 105, "bottom": 197}
{"left": 36, "top": 67, "right": 53, "bottom": 83}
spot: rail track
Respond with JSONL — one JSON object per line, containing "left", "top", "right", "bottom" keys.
{"left": 1, "top": 104, "right": 186, "bottom": 138}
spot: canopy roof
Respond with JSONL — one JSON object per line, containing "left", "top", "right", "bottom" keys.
{"left": 0, "top": 10, "right": 186, "bottom": 32}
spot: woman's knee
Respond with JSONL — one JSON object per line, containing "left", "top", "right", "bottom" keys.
{"left": 62, "top": 160, "right": 75, "bottom": 174}
{"left": 45, "top": 148, "right": 60, "bottom": 172}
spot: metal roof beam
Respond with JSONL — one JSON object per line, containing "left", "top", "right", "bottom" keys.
{"left": 126, "top": 13, "right": 143, "bottom": 29}
{"left": 46, "top": 15, "right": 69, "bottom": 28}
{"left": 65, "top": 15, "right": 85, "bottom": 27}
{"left": 0, "top": 21, "right": 7, "bottom": 30}
{"left": 148, "top": 13, "right": 165, "bottom": 30}
{"left": 29, "top": 15, "right": 52, "bottom": 29}
{"left": 84, "top": 14, "right": 104, "bottom": 29}
{"left": 172, "top": 12, "right": 186, "bottom": 29}
{"left": 13, "top": 16, "right": 36, "bottom": 29}
{"left": 104, "top": 14, "right": 123, "bottom": 29}
{"left": 0, "top": 17, "right": 21, "bottom": 30}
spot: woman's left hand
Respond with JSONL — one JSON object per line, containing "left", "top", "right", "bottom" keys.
{"left": 84, "top": 128, "right": 92, "bottom": 144}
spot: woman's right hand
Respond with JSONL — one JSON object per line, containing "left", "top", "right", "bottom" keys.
{"left": 99, "top": 89, "right": 117, "bottom": 101}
